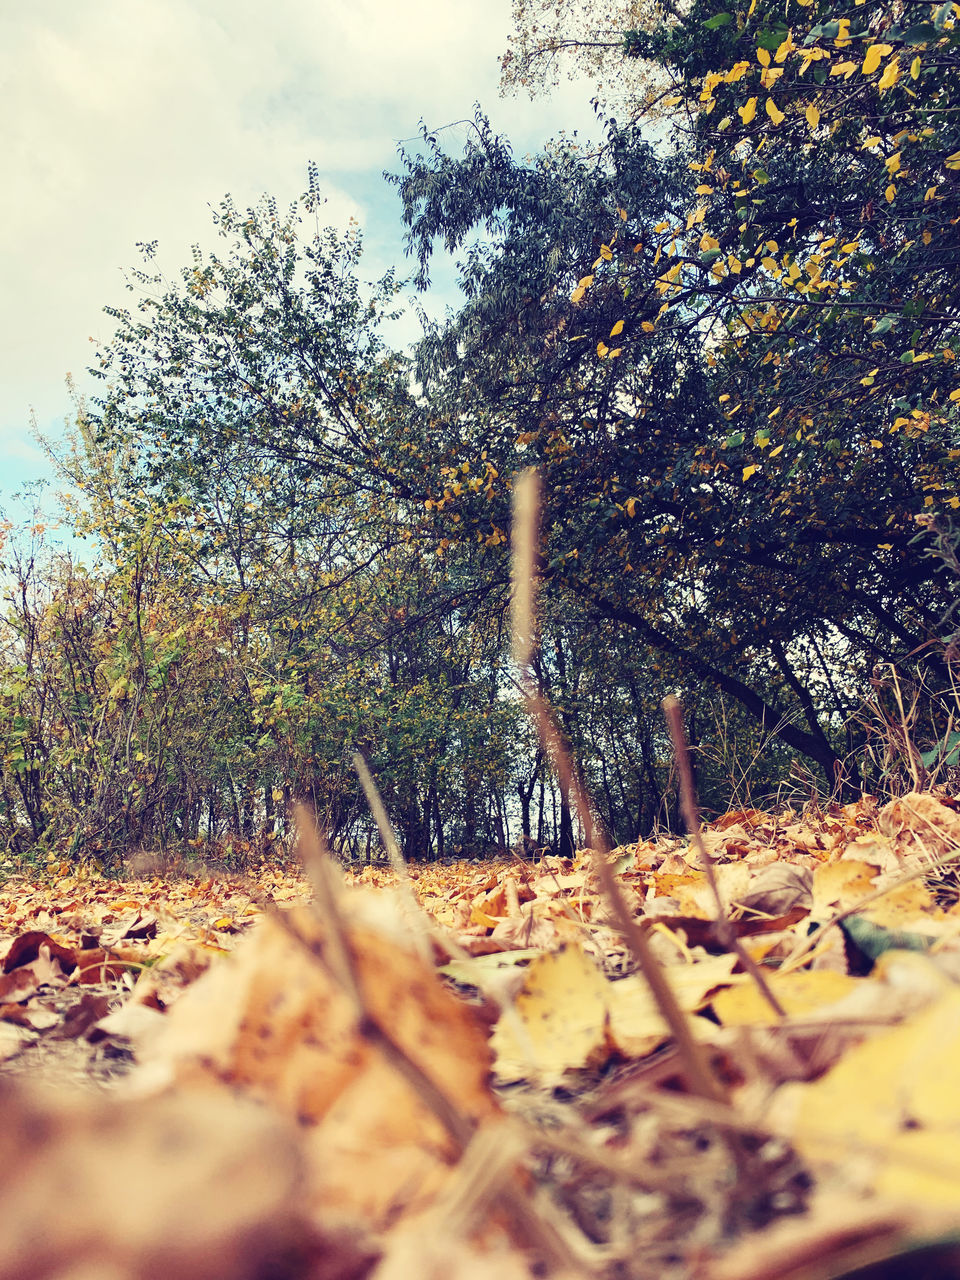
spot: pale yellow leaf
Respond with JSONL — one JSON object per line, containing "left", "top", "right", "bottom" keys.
{"left": 712, "top": 969, "right": 859, "bottom": 1027}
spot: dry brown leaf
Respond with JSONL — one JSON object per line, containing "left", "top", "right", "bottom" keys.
{"left": 2, "top": 930, "right": 77, "bottom": 976}
{"left": 735, "top": 863, "right": 813, "bottom": 917}
{"left": 878, "top": 792, "right": 960, "bottom": 858}
{"left": 0, "top": 1081, "right": 359, "bottom": 1280}
{"left": 134, "top": 893, "right": 498, "bottom": 1227}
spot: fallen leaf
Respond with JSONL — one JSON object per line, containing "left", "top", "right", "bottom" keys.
{"left": 606, "top": 953, "right": 739, "bottom": 1055}
{"left": 773, "top": 986, "right": 960, "bottom": 1206}
{"left": 2, "top": 931, "right": 77, "bottom": 975}
{"left": 490, "top": 943, "right": 610, "bottom": 1083}
{"left": 712, "top": 969, "right": 859, "bottom": 1026}
{"left": 736, "top": 863, "right": 813, "bottom": 917}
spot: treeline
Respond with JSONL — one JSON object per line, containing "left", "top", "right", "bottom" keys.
{"left": 2, "top": 0, "right": 959, "bottom": 863}
{"left": 0, "top": 482, "right": 782, "bottom": 862}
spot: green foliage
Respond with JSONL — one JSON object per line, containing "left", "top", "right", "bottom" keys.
{"left": 387, "top": 0, "right": 960, "bottom": 792}
{"left": 8, "top": 0, "right": 959, "bottom": 863}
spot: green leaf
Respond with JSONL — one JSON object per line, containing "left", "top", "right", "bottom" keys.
{"left": 895, "top": 22, "right": 939, "bottom": 41}
{"left": 841, "top": 915, "right": 934, "bottom": 966}
{"left": 756, "top": 25, "right": 789, "bottom": 49}
{"left": 920, "top": 729, "right": 960, "bottom": 768}
{"left": 703, "top": 12, "right": 733, "bottom": 29}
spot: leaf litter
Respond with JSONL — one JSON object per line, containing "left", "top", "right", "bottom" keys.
{"left": 1, "top": 793, "right": 960, "bottom": 1275}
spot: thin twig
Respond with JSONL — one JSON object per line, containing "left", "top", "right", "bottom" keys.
{"left": 524, "top": 691, "right": 730, "bottom": 1106}
{"left": 352, "top": 751, "right": 407, "bottom": 873}
{"left": 350, "top": 752, "right": 474, "bottom": 968}
{"left": 509, "top": 468, "right": 728, "bottom": 1107}
{"left": 291, "top": 806, "right": 580, "bottom": 1273}
{"left": 663, "top": 695, "right": 786, "bottom": 1019}
{"left": 292, "top": 804, "right": 475, "bottom": 1148}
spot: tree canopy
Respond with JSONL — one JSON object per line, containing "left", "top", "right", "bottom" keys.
{"left": 2, "top": 0, "right": 958, "bottom": 864}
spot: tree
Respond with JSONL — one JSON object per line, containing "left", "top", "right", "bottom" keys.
{"left": 390, "top": 23, "right": 960, "bottom": 788}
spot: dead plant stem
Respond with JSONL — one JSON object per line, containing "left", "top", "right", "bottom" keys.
{"left": 663, "top": 695, "right": 787, "bottom": 1019}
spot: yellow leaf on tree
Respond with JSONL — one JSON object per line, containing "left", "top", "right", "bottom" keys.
{"left": 738, "top": 97, "right": 758, "bottom": 125}
{"left": 805, "top": 102, "right": 820, "bottom": 128}
{"left": 765, "top": 98, "right": 785, "bottom": 124}
{"left": 742, "top": 464, "right": 759, "bottom": 481}
{"left": 756, "top": 47, "right": 771, "bottom": 66}
{"left": 610, "top": 319, "right": 625, "bottom": 337}
{"left": 878, "top": 55, "right": 901, "bottom": 91}
{"left": 597, "top": 341, "right": 609, "bottom": 358}
{"left": 641, "top": 321, "right": 656, "bottom": 333}
{"left": 946, "top": 150, "right": 960, "bottom": 171}
{"left": 862, "top": 43, "right": 891, "bottom": 75}
{"left": 885, "top": 183, "right": 896, "bottom": 203}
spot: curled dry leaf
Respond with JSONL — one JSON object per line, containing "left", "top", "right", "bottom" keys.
{"left": 735, "top": 864, "right": 813, "bottom": 918}
{"left": 0, "top": 1080, "right": 364, "bottom": 1280}
{"left": 877, "top": 792, "right": 960, "bottom": 858}
{"left": 133, "top": 893, "right": 498, "bottom": 1228}
{"left": 2, "top": 931, "right": 76, "bottom": 976}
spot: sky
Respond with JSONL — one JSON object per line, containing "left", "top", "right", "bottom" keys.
{"left": 2, "top": 0, "right": 600, "bottom": 518}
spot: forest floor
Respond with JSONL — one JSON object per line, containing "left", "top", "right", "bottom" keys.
{"left": 3, "top": 793, "right": 960, "bottom": 1279}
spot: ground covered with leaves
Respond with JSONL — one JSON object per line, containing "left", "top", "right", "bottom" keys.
{"left": 4, "top": 793, "right": 960, "bottom": 1278}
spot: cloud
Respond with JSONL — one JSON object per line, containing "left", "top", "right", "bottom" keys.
{"left": 1, "top": 0, "right": 599, "bottom": 489}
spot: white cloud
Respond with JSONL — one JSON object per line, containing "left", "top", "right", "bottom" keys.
{"left": 0, "top": 0, "right": 600, "bottom": 492}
